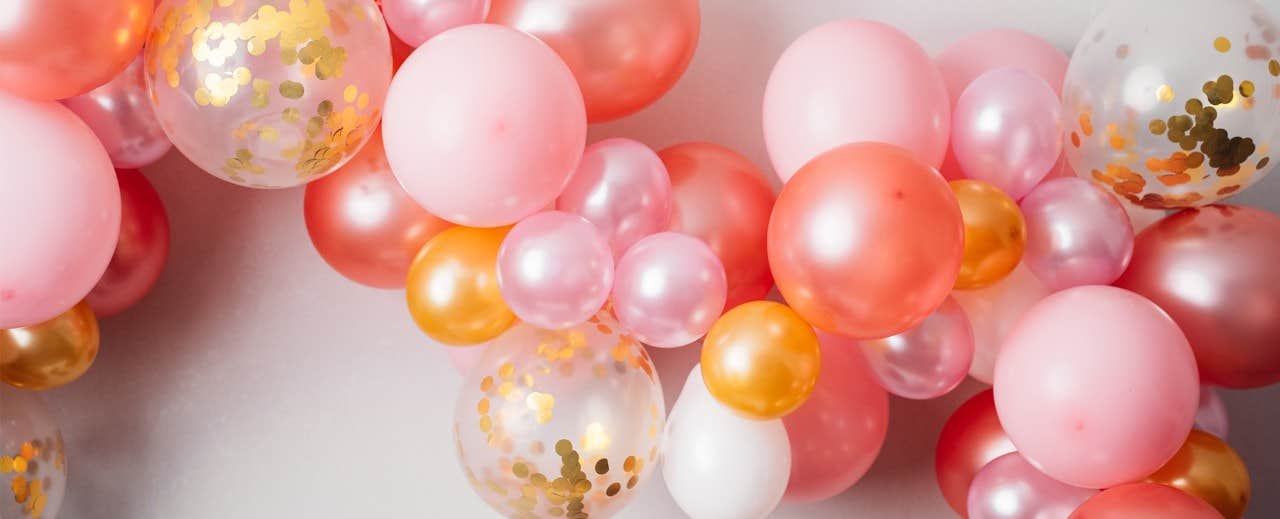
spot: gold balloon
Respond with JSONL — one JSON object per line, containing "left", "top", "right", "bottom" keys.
{"left": 1145, "top": 429, "right": 1250, "bottom": 519}
{"left": 406, "top": 226, "right": 515, "bottom": 345}
{"left": 0, "top": 301, "right": 99, "bottom": 390}
{"left": 950, "top": 180, "right": 1026, "bottom": 289}
{"left": 700, "top": 301, "right": 821, "bottom": 419}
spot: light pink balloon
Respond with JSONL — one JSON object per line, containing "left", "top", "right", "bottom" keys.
{"left": 967, "top": 452, "right": 1098, "bottom": 519}
{"left": 382, "top": 0, "right": 490, "bottom": 47}
{"left": 557, "top": 138, "right": 672, "bottom": 258}
{"left": 952, "top": 262, "right": 1053, "bottom": 384}
{"left": 383, "top": 24, "right": 586, "bottom": 227}
{"left": 1194, "top": 386, "right": 1229, "bottom": 440}
{"left": 612, "top": 232, "right": 726, "bottom": 348}
{"left": 994, "top": 286, "right": 1199, "bottom": 489}
{"left": 763, "top": 19, "right": 949, "bottom": 183}
{"left": 859, "top": 297, "right": 974, "bottom": 400}
{"left": 1021, "top": 178, "right": 1134, "bottom": 290}
{"left": 0, "top": 90, "right": 120, "bottom": 328}
{"left": 952, "top": 68, "right": 1063, "bottom": 200}
{"left": 61, "top": 55, "right": 171, "bottom": 170}
{"left": 497, "top": 211, "right": 613, "bottom": 329}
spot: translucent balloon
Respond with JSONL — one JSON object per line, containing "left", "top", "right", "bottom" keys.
{"left": 0, "top": 384, "right": 68, "bottom": 519}
{"left": 859, "top": 297, "right": 974, "bottom": 399}
{"left": 62, "top": 56, "right": 172, "bottom": 169}
{"left": 967, "top": 452, "right": 1097, "bottom": 519}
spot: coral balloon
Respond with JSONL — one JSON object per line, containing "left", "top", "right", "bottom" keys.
{"left": 951, "top": 180, "right": 1027, "bottom": 289}
{"left": 1195, "top": 386, "right": 1229, "bottom": 439}
{"left": 936, "top": 389, "right": 1016, "bottom": 517}
{"left": 405, "top": 226, "right": 515, "bottom": 345}
{"left": 951, "top": 262, "right": 1052, "bottom": 383}
{"left": 557, "top": 138, "right": 672, "bottom": 258}
{"left": 701, "top": 301, "right": 821, "bottom": 420}
{"left": 1145, "top": 430, "right": 1249, "bottom": 519}
{"left": 1020, "top": 177, "right": 1133, "bottom": 290}
{"left": 967, "top": 452, "right": 1097, "bottom": 519}
{"left": 0, "top": 301, "right": 99, "bottom": 390}
{"left": 612, "top": 233, "right": 727, "bottom": 348}
{"left": 382, "top": 0, "right": 489, "bottom": 47}
{"left": 661, "top": 142, "right": 776, "bottom": 309}
{"left": 497, "top": 211, "right": 613, "bottom": 329}
{"left": 488, "top": 0, "right": 700, "bottom": 123}
{"left": 952, "top": 69, "right": 1062, "bottom": 199}
{"left": 0, "top": 385, "right": 68, "bottom": 518}
{"left": 763, "top": 19, "right": 949, "bottom": 182}
{"left": 86, "top": 170, "right": 170, "bottom": 318}
{"left": 769, "top": 142, "right": 963, "bottom": 339}
{"left": 61, "top": 56, "right": 172, "bottom": 169}
{"left": 1069, "top": 483, "right": 1224, "bottom": 519}
{"left": 859, "top": 297, "right": 974, "bottom": 399}
{"left": 1115, "top": 206, "right": 1280, "bottom": 389}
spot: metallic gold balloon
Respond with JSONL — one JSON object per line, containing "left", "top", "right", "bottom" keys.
{"left": 1145, "top": 430, "right": 1250, "bottom": 519}
{"left": 950, "top": 180, "right": 1026, "bottom": 289}
{"left": 0, "top": 301, "right": 99, "bottom": 390}
{"left": 700, "top": 301, "right": 821, "bottom": 420}
{"left": 406, "top": 226, "right": 515, "bottom": 345}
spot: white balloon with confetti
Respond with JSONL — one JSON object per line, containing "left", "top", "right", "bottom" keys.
{"left": 0, "top": 385, "right": 67, "bottom": 519}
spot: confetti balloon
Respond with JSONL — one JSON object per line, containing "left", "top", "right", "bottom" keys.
{"left": 145, "top": 0, "right": 393, "bottom": 188}
{"left": 454, "top": 313, "right": 664, "bottom": 519}
{"left": 1063, "top": 0, "right": 1280, "bottom": 209}
{"left": 1069, "top": 483, "right": 1223, "bottom": 519}
{"left": 61, "top": 56, "right": 173, "bottom": 169}
{"left": 86, "top": 170, "right": 171, "bottom": 318}
{"left": 950, "top": 180, "right": 1027, "bottom": 289}
{"left": 935, "top": 389, "right": 1016, "bottom": 517}
{"left": 1145, "top": 430, "right": 1250, "bottom": 519}
{"left": 0, "top": 301, "right": 99, "bottom": 391}
{"left": 0, "top": 385, "right": 67, "bottom": 519}
{"left": 406, "top": 226, "right": 515, "bottom": 345}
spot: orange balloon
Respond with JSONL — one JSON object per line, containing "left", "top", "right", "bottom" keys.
{"left": 1145, "top": 430, "right": 1250, "bottom": 519}
{"left": 0, "top": 301, "right": 99, "bottom": 390}
{"left": 950, "top": 180, "right": 1027, "bottom": 289}
{"left": 700, "top": 301, "right": 822, "bottom": 420}
{"left": 406, "top": 226, "right": 515, "bottom": 345}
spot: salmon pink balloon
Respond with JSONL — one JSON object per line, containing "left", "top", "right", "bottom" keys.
{"left": 86, "top": 170, "right": 170, "bottom": 318}
{"left": 967, "top": 452, "right": 1097, "bottom": 519}
{"left": 382, "top": 0, "right": 489, "bottom": 47}
{"left": 1020, "top": 178, "right": 1134, "bottom": 290}
{"left": 556, "top": 138, "right": 672, "bottom": 258}
{"left": 951, "top": 69, "right": 1063, "bottom": 199}
{"left": 858, "top": 297, "right": 974, "bottom": 399}
{"left": 61, "top": 56, "right": 171, "bottom": 169}
{"left": 936, "top": 390, "right": 1016, "bottom": 517}
{"left": 612, "top": 232, "right": 727, "bottom": 348}
{"left": 1069, "top": 483, "right": 1223, "bottom": 519}
{"left": 497, "top": 211, "right": 613, "bottom": 329}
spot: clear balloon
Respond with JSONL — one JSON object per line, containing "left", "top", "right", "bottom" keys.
{"left": 859, "top": 297, "right": 974, "bottom": 399}
{"left": 86, "top": 170, "right": 171, "bottom": 318}
{"left": 61, "top": 55, "right": 172, "bottom": 169}
{"left": 1069, "top": 483, "right": 1223, "bottom": 519}
{"left": 1195, "top": 386, "right": 1229, "bottom": 439}
{"left": 701, "top": 301, "right": 822, "bottom": 420}
{"left": 497, "top": 211, "right": 613, "bottom": 329}
{"left": 951, "top": 180, "right": 1027, "bottom": 289}
{"left": 381, "top": 0, "right": 489, "bottom": 47}
{"left": 557, "top": 138, "right": 672, "bottom": 259}
{"left": 952, "top": 69, "right": 1062, "bottom": 199}
{"left": 0, "top": 385, "right": 68, "bottom": 518}
{"left": 936, "top": 390, "right": 1017, "bottom": 517}
{"left": 1020, "top": 177, "right": 1134, "bottom": 290}
{"left": 1145, "top": 430, "right": 1249, "bottom": 519}
{"left": 967, "top": 452, "right": 1098, "bottom": 519}
{"left": 0, "top": 301, "right": 99, "bottom": 391}
{"left": 405, "top": 226, "right": 515, "bottom": 345}
{"left": 952, "top": 262, "right": 1052, "bottom": 384}
{"left": 612, "top": 232, "right": 727, "bottom": 348}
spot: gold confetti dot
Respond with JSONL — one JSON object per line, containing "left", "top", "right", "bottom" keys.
{"left": 623, "top": 456, "right": 636, "bottom": 473}
{"left": 1109, "top": 135, "right": 1126, "bottom": 150}
{"left": 232, "top": 66, "right": 251, "bottom": 85}
{"left": 357, "top": 92, "right": 369, "bottom": 110}
{"left": 1149, "top": 119, "right": 1167, "bottom": 135}
{"left": 1259, "top": 157, "right": 1271, "bottom": 169}
{"left": 626, "top": 475, "right": 638, "bottom": 489}
{"left": 343, "top": 85, "right": 357, "bottom": 103}
{"left": 555, "top": 439, "right": 573, "bottom": 457}
{"left": 479, "top": 415, "right": 492, "bottom": 433}
{"left": 1156, "top": 84, "right": 1175, "bottom": 102}
{"left": 605, "top": 482, "right": 621, "bottom": 497}
{"left": 513, "top": 462, "right": 529, "bottom": 478}
{"left": 1214, "top": 36, "right": 1231, "bottom": 52}
{"left": 1271, "top": 59, "right": 1280, "bottom": 77}
{"left": 480, "top": 376, "right": 494, "bottom": 392}
{"left": 499, "top": 362, "right": 515, "bottom": 380}
{"left": 477, "top": 398, "right": 490, "bottom": 414}
{"left": 595, "top": 459, "right": 609, "bottom": 475}
{"left": 279, "top": 81, "right": 305, "bottom": 99}
{"left": 1241, "top": 80, "right": 1255, "bottom": 98}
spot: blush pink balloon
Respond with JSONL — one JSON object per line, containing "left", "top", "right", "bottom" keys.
{"left": 952, "top": 262, "right": 1053, "bottom": 384}
{"left": 858, "top": 297, "right": 974, "bottom": 399}
{"left": 1195, "top": 386, "right": 1229, "bottom": 440}
{"left": 763, "top": 19, "right": 950, "bottom": 182}
{"left": 383, "top": 24, "right": 586, "bottom": 227}
{"left": 0, "top": 91, "right": 120, "bottom": 329}
{"left": 1068, "top": 483, "right": 1223, "bottom": 519}
{"left": 497, "top": 211, "right": 613, "bottom": 329}
{"left": 952, "top": 69, "right": 1063, "bottom": 199}
{"left": 1020, "top": 178, "right": 1134, "bottom": 290}
{"left": 382, "top": 0, "right": 490, "bottom": 47}
{"left": 967, "top": 452, "right": 1098, "bottom": 519}
{"left": 556, "top": 138, "right": 672, "bottom": 258}
{"left": 86, "top": 169, "right": 170, "bottom": 318}
{"left": 61, "top": 55, "right": 171, "bottom": 169}
{"left": 612, "top": 232, "right": 727, "bottom": 348}
{"left": 994, "top": 286, "right": 1200, "bottom": 489}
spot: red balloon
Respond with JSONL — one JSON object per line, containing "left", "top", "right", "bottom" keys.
{"left": 935, "top": 389, "right": 1015, "bottom": 517}
{"left": 1069, "top": 483, "right": 1224, "bottom": 519}
{"left": 661, "top": 143, "right": 776, "bottom": 309}
{"left": 86, "top": 169, "right": 170, "bottom": 318}
{"left": 768, "top": 142, "right": 963, "bottom": 339}
{"left": 1115, "top": 206, "right": 1280, "bottom": 389}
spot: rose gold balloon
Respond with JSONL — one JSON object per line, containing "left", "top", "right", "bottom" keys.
{"left": 86, "top": 170, "right": 170, "bottom": 318}
{"left": 0, "top": 301, "right": 99, "bottom": 390}
{"left": 936, "top": 390, "right": 1016, "bottom": 517}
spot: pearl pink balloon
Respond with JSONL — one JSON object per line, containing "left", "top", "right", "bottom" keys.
{"left": 967, "top": 452, "right": 1098, "bottom": 519}
{"left": 61, "top": 56, "right": 171, "bottom": 169}
{"left": 497, "top": 211, "right": 613, "bottom": 329}
{"left": 1020, "top": 178, "right": 1134, "bottom": 290}
{"left": 383, "top": 24, "right": 586, "bottom": 227}
{"left": 1068, "top": 483, "right": 1224, "bottom": 519}
{"left": 0, "top": 91, "right": 120, "bottom": 329}
{"left": 994, "top": 286, "right": 1199, "bottom": 489}
{"left": 382, "top": 0, "right": 489, "bottom": 47}
{"left": 952, "top": 262, "right": 1053, "bottom": 384}
{"left": 763, "top": 19, "right": 950, "bottom": 183}
{"left": 936, "top": 390, "right": 1017, "bottom": 517}
{"left": 612, "top": 232, "right": 727, "bottom": 348}
{"left": 86, "top": 170, "right": 170, "bottom": 318}
{"left": 952, "top": 69, "right": 1063, "bottom": 200}
{"left": 859, "top": 297, "right": 975, "bottom": 399}
{"left": 1195, "top": 386, "right": 1229, "bottom": 440}
{"left": 556, "top": 138, "right": 672, "bottom": 258}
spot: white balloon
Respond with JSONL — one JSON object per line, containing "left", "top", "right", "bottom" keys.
{"left": 952, "top": 262, "right": 1053, "bottom": 383}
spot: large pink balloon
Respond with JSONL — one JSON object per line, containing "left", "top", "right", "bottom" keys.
{"left": 763, "top": 19, "right": 950, "bottom": 182}
{"left": 952, "top": 69, "right": 1062, "bottom": 199}
{"left": 1068, "top": 483, "right": 1224, "bottom": 519}
{"left": 952, "top": 262, "right": 1052, "bottom": 384}
{"left": 61, "top": 55, "right": 171, "bottom": 169}
{"left": 382, "top": 0, "right": 490, "bottom": 47}
{"left": 858, "top": 297, "right": 974, "bottom": 399}
{"left": 0, "top": 91, "right": 120, "bottom": 329}
{"left": 994, "top": 286, "right": 1199, "bottom": 488}
{"left": 556, "top": 138, "right": 672, "bottom": 258}
{"left": 1020, "top": 178, "right": 1134, "bottom": 290}
{"left": 612, "top": 232, "right": 727, "bottom": 348}
{"left": 86, "top": 169, "right": 170, "bottom": 318}
{"left": 967, "top": 452, "right": 1097, "bottom": 519}
{"left": 383, "top": 24, "right": 586, "bottom": 227}
{"left": 497, "top": 211, "right": 613, "bottom": 329}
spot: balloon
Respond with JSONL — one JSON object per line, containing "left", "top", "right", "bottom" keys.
{"left": 497, "top": 211, "right": 613, "bottom": 329}
{"left": 0, "top": 301, "right": 99, "bottom": 391}
{"left": 446, "top": 341, "right": 487, "bottom": 375}
{"left": 700, "top": 301, "right": 821, "bottom": 420}
{"left": 61, "top": 55, "right": 172, "bottom": 169}
{"left": 1020, "top": 177, "right": 1134, "bottom": 290}
{"left": 612, "top": 233, "right": 726, "bottom": 348}
{"left": 994, "top": 286, "right": 1199, "bottom": 488}
{"left": 145, "top": 0, "right": 392, "bottom": 188}
{"left": 0, "top": 91, "right": 120, "bottom": 329}
{"left": 951, "top": 69, "right": 1062, "bottom": 199}
{"left": 1195, "top": 386, "right": 1229, "bottom": 439}
{"left": 936, "top": 389, "right": 1017, "bottom": 517}
{"left": 967, "top": 452, "right": 1098, "bottom": 519}
{"left": 557, "top": 138, "right": 672, "bottom": 258}
{"left": 488, "top": 0, "right": 700, "bottom": 123}
{"left": 0, "top": 385, "right": 68, "bottom": 518}
{"left": 86, "top": 170, "right": 171, "bottom": 318}
{"left": 1115, "top": 206, "right": 1280, "bottom": 389}
{"left": 1063, "top": 0, "right": 1280, "bottom": 209}
{"left": 783, "top": 333, "right": 888, "bottom": 502}
{"left": 664, "top": 367, "right": 790, "bottom": 519}
{"left": 859, "top": 297, "right": 974, "bottom": 399}
{"left": 661, "top": 142, "right": 776, "bottom": 309}
{"left": 383, "top": 24, "right": 585, "bottom": 226}
{"left": 1069, "top": 483, "right": 1224, "bottom": 519}
{"left": 405, "top": 226, "right": 515, "bottom": 345}
{"left": 1145, "top": 430, "right": 1249, "bottom": 519}
{"left": 304, "top": 129, "right": 452, "bottom": 289}
{"left": 382, "top": 0, "right": 489, "bottom": 47}
{"left": 763, "top": 19, "right": 949, "bottom": 182}
{"left": 454, "top": 312, "right": 664, "bottom": 519}
{"left": 769, "top": 142, "right": 963, "bottom": 339}
{"left": 951, "top": 262, "right": 1052, "bottom": 383}
{"left": 950, "top": 180, "right": 1027, "bottom": 289}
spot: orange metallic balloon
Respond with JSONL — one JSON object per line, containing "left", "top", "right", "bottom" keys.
{"left": 950, "top": 180, "right": 1026, "bottom": 289}
{"left": 700, "top": 301, "right": 822, "bottom": 420}
{"left": 406, "top": 226, "right": 515, "bottom": 345}
{"left": 0, "top": 301, "right": 99, "bottom": 390}
{"left": 1145, "top": 430, "right": 1250, "bottom": 519}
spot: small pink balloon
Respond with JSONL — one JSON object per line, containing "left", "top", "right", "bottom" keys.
{"left": 497, "top": 211, "right": 613, "bottom": 329}
{"left": 952, "top": 68, "right": 1063, "bottom": 200}
{"left": 952, "top": 262, "right": 1053, "bottom": 384}
{"left": 858, "top": 297, "right": 974, "bottom": 399}
{"left": 1020, "top": 178, "right": 1134, "bottom": 290}
{"left": 60, "top": 55, "right": 171, "bottom": 169}
{"left": 1194, "top": 386, "right": 1229, "bottom": 440}
{"left": 994, "top": 286, "right": 1199, "bottom": 489}
{"left": 557, "top": 138, "right": 672, "bottom": 258}
{"left": 612, "top": 232, "right": 726, "bottom": 348}
{"left": 382, "top": 0, "right": 490, "bottom": 47}
{"left": 967, "top": 452, "right": 1098, "bottom": 519}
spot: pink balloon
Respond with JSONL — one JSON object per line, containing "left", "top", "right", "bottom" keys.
{"left": 447, "top": 343, "right": 487, "bottom": 375}
{"left": 967, "top": 452, "right": 1098, "bottom": 519}
{"left": 994, "top": 286, "right": 1199, "bottom": 488}
{"left": 612, "top": 232, "right": 726, "bottom": 348}
{"left": 383, "top": 24, "right": 586, "bottom": 227}
{"left": 86, "top": 169, "right": 170, "bottom": 318}
{"left": 1068, "top": 483, "right": 1223, "bottom": 519}
{"left": 382, "top": 0, "right": 490, "bottom": 47}
{"left": 1195, "top": 386, "right": 1229, "bottom": 440}
{"left": 556, "top": 138, "right": 672, "bottom": 258}
{"left": 0, "top": 91, "right": 120, "bottom": 329}
{"left": 952, "top": 262, "right": 1053, "bottom": 384}
{"left": 858, "top": 297, "right": 974, "bottom": 399}
{"left": 952, "top": 68, "right": 1062, "bottom": 200}
{"left": 497, "top": 211, "right": 613, "bottom": 329}
{"left": 1020, "top": 178, "right": 1134, "bottom": 290}
{"left": 763, "top": 19, "right": 949, "bottom": 182}
{"left": 60, "top": 55, "right": 171, "bottom": 169}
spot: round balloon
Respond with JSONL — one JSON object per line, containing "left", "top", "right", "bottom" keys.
{"left": 859, "top": 297, "right": 974, "bottom": 400}
{"left": 0, "top": 301, "right": 99, "bottom": 391}
{"left": 382, "top": 0, "right": 489, "bottom": 47}
{"left": 1069, "top": 483, "right": 1224, "bottom": 519}
{"left": 700, "top": 301, "right": 821, "bottom": 420}
{"left": 1020, "top": 177, "right": 1134, "bottom": 290}
{"left": 612, "top": 233, "right": 726, "bottom": 348}
{"left": 1145, "top": 430, "right": 1249, "bottom": 519}
{"left": 86, "top": 170, "right": 171, "bottom": 318}
{"left": 61, "top": 56, "right": 173, "bottom": 169}
{"left": 557, "top": 138, "right": 672, "bottom": 259}
{"left": 967, "top": 452, "right": 1097, "bottom": 519}
{"left": 950, "top": 180, "right": 1027, "bottom": 289}
{"left": 936, "top": 389, "right": 1016, "bottom": 517}
{"left": 497, "top": 211, "right": 613, "bottom": 329}
{"left": 952, "top": 69, "right": 1062, "bottom": 199}
{"left": 405, "top": 226, "right": 515, "bottom": 345}
{"left": 0, "top": 385, "right": 68, "bottom": 519}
